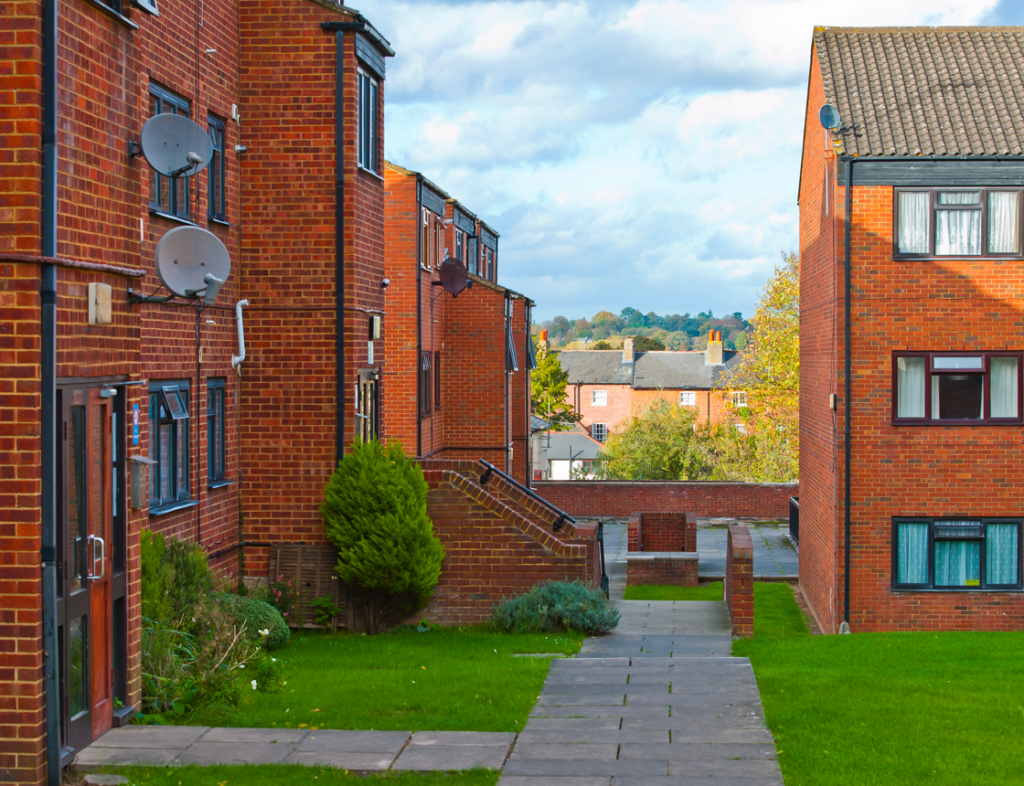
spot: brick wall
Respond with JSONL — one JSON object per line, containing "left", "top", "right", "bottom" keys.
{"left": 625, "top": 554, "right": 698, "bottom": 587}
{"left": 534, "top": 481, "right": 797, "bottom": 519}
{"left": 627, "top": 512, "right": 697, "bottom": 553}
{"left": 725, "top": 525, "right": 753, "bottom": 637}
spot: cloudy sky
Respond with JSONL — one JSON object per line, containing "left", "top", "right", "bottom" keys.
{"left": 364, "top": 0, "right": 1024, "bottom": 322}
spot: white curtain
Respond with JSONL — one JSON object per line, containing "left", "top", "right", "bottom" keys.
{"left": 935, "top": 192, "right": 982, "bottom": 255}
{"left": 986, "top": 524, "right": 1018, "bottom": 585}
{"left": 897, "top": 522, "right": 929, "bottom": 584}
{"left": 988, "top": 192, "right": 1019, "bottom": 254}
{"left": 934, "top": 540, "right": 980, "bottom": 586}
{"left": 898, "top": 192, "right": 929, "bottom": 253}
{"left": 990, "top": 356, "right": 1018, "bottom": 418}
{"left": 896, "top": 356, "right": 925, "bottom": 418}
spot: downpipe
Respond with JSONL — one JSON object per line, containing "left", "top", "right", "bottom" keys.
{"left": 232, "top": 299, "right": 249, "bottom": 374}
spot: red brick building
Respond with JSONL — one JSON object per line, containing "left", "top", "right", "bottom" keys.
{"left": 799, "top": 26, "right": 1024, "bottom": 634}
{"left": 383, "top": 162, "right": 534, "bottom": 482}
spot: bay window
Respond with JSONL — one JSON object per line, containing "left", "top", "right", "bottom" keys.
{"left": 894, "top": 518, "right": 1022, "bottom": 590}
{"left": 893, "top": 352, "right": 1022, "bottom": 424}
{"left": 896, "top": 188, "right": 1022, "bottom": 257}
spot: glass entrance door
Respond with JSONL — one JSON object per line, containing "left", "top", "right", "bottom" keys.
{"left": 58, "top": 387, "right": 114, "bottom": 751}
{"left": 356, "top": 372, "right": 380, "bottom": 444}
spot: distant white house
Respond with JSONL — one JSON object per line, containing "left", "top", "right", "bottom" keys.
{"left": 532, "top": 422, "right": 603, "bottom": 480}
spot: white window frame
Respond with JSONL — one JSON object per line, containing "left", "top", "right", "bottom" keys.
{"left": 358, "top": 69, "right": 379, "bottom": 174}
{"left": 591, "top": 390, "right": 607, "bottom": 406}
{"left": 680, "top": 391, "right": 696, "bottom": 406}
{"left": 730, "top": 391, "right": 747, "bottom": 407}
{"left": 592, "top": 423, "right": 607, "bottom": 443}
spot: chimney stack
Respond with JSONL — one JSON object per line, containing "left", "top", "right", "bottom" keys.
{"left": 706, "top": 329, "right": 723, "bottom": 365}
{"left": 622, "top": 337, "right": 635, "bottom": 364}
{"left": 539, "top": 329, "right": 549, "bottom": 353}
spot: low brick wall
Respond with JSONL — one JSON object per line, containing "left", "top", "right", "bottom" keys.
{"left": 625, "top": 553, "right": 699, "bottom": 587}
{"left": 725, "top": 525, "right": 754, "bottom": 637}
{"left": 628, "top": 512, "right": 696, "bottom": 553}
{"left": 533, "top": 481, "right": 798, "bottom": 519}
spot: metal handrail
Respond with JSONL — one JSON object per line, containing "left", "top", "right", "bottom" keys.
{"left": 597, "top": 519, "right": 609, "bottom": 598}
{"left": 478, "top": 459, "right": 577, "bottom": 527}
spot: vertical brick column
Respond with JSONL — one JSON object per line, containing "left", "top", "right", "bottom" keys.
{"left": 627, "top": 512, "right": 641, "bottom": 551}
{"left": 726, "top": 525, "right": 754, "bottom": 637}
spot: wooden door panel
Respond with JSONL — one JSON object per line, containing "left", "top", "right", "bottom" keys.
{"left": 88, "top": 390, "right": 113, "bottom": 738}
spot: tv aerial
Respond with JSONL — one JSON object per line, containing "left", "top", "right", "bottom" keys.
{"left": 140, "top": 113, "right": 214, "bottom": 178}
{"left": 129, "top": 226, "right": 230, "bottom": 306}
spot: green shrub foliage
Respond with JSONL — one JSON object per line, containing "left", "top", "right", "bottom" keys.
{"left": 320, "top": 440, "right": 445, "bottom": 633}
{"left": 213, "top": 592, "right": 290, "bottom": 650}
{"left": 491, "top": 581, "right": 620, "bottom": 635}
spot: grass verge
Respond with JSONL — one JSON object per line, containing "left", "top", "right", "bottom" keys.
{"left": 735, "top": 583, "right": 1024, "bottom": 786}
{"left": 191, "top": 627, "right": 582, "bottom": 732}
{"left": 89, "top": 766, "right": 499, "bottom": 786}
{"left": 622, "top": 582, "right": 722, "bottom": 601}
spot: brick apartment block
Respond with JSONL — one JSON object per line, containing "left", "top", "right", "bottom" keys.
{"left": 799, "top": 27, "right": 1024, "bottom": 634}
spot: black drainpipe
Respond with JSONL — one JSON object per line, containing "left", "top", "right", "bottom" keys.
{"left": 41, "top": 0, "right": 61, "bottom": 778}
{"left": 843, "top": 157, "right": 852, "bottom": 631}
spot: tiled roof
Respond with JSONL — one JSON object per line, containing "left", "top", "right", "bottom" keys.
{"left": 815, "top": 27, "right": 1024, "bottom": 157}
{"left": 556, "top": 350, "right": 740, "bottom": 389}
{"left": 542, "top": 429, "right": 604, "bottom": 462}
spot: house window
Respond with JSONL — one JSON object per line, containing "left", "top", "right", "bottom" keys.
{"left": 148, "top": 382, "right": 190, "bottom": 510}
{"left": 680, "top": 391, "right": 696, "bottom": 406}
{"left": 207, "top": 116, "right": 226, "bottom": 222}
{"left": 434, "top": 351, "right": 441, "bottom": 410}
{"left": 455, "top": 231, "right": 463, "bottom": 263}
{"left": 419, "top": 351, "right": 432, "bottom": 416}
{"left": 896, "top": 189, "right": 1022, "bottom": 257}
{"left": 893, "top": 352, "right": 1022, "bottom": 424}
{"left": 592, "top": 423, "right": 607, "bottom": 443}
{"left": 207, "top": 379, "right": 226, "bottom": 483}
{"left": 486, "top": 248, "right": 495, "bottom": 280}
{"left": 894, "top": 518, "right": 1022, "bottom": 590}
{"left": 358, "top": 69, "right": 379, "bottom": 174}
{"left": 730, "top": 391, "right": 747, "bottom": 407}
{"left": 591, "top": 390, "right": 607, "bottom": 406}
{"left": 149, "top": 85, "right": 191, "bottom": 220}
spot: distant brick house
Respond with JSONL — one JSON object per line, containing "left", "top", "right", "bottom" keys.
{"left": 799, "top": 26, "right": 1024, "bottom": 634}
{"left": 557, "top": 334, "right": 744, "bottom": 443}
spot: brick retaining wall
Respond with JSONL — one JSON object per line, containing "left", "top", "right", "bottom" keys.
{"left": 627, "top": 512, "right": 696, "bottom": 552}
{"left": 726, "top": 525, "right": 754, "bottom": 637}
{"left": 625, "top": 553, "right": 699, "bottom": 587}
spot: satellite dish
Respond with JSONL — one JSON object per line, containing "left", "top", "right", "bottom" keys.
{"left": 141, "top": 114, "right": 214, "bottom": 178}
{"left": 437, "top": 259, "right": 473, "bottom": 299}
{"left": 155, "top": 226, "right": 231, "bottom": 305}
{"left": 819, "top": 104, "right": 842, "bottom": 131}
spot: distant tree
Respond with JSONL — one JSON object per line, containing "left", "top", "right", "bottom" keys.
{"left": 630, "top": 335, "right": 665, "bottom": 352}
{"left": 734, "top": 332, "right": 747, "bottom": 351}
{"left": 531, "top": 339, "right": 582, "bottom": 431}
{"left": 619, "top": 306, "right": 639, "bottom": 322}
{"left": 591, "top": 340, "right": 616, "bottom": 350}
{"left": 644, "top": 311, "right": 661, "bottom": 329}
{"left": 733, "top": 311, "right": 744, "bottom": 321}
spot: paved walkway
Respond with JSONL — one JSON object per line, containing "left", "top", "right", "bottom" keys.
{"left": 499, "top": 523, "right": 783, "bottom": 784}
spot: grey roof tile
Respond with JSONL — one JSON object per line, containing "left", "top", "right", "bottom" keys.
{"left": 556, "top": 350, "right": 741, "bottom": 390}
{"left": 815, "top": 27, "right": 1024, "bottom": 157}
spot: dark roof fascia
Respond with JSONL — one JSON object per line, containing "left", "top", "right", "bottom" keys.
{"left": 321, "top": 16, "right": 395, "bottom": 57}
{"left": 836, "top": 154, "right": 1024, "bottom": 186}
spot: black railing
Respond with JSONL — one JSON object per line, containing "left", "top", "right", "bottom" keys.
{"left": 789, "top": 496, "right": 800, "bottom": 544}
{"left": 479, "top": 460, "right": 577, "bottom": 527}
{"left": 597, "top": 519, "right": 609, "bottom": 598}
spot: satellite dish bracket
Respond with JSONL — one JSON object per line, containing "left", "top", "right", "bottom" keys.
{"left": 127, "top": 287, "right": 176, "bottom": 305}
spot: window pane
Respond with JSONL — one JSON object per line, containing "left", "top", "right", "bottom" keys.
{"left": 177, "top": 419, "right": 188, "bottom": 498}
{"left": 935, "top": 207, "right": 982, "bottom": 255}
{"left": 149, "top": 394, "right": 158, "bottom": 501}
{"left": 68, "top": 405, "right": 87, "bottom": 594}
{"left": 934, "top": 540, "right": 980, "bottom": 586}
{"left": 215, "top": 389, "right": 223, "bottom": 475}
{"left": 896, "top": 522, "right": 928, "bottom": 584}
{"left": 932, "top": 374, "right": 983, "bottom": 419}
{"left": 990, "top": 357, "right": 1018, "bottom": 418}
{"left": 933, "top": 356, "right": 983, "bottom": 370}
{"left": 159, "top": 423, "right": 172, "bottom": 501}
{"left": 897, "top": 192, "right": 929, "bottom": 253}
{"left": 896, "top": 356, "right": 925, "bottom": 418}
{"left": 988, "top": 192, "right": 1019, "bottom": 253}
{"left": 937, "top": 191, "right": 980, "bottom": 204}
{"left": 592, "top": 423, "right": 607, "bottom": 443}
{"left": 68, "top": 617, "right": 87, "bottom": 718}
{"left": 986, "top": 524, "right": 1018, "bottom": 585}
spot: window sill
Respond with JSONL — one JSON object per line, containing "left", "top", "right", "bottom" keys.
{"left": 208, "top": 478, "right": 234, "bottom": 490}
{"left": 358, "top": 166, "right": 385, "bottom": 183}
{"left": 892, "top": 420, "right": 1023, "bottom": 427}
{"left": 149, "top": 208, "right": 196, "bottom": 226}
{"left": 209, "top": 216, "right": 232, "bottom": 227}
{"left": 895, "top": 254, "right": 1024, "bottom": 262}
{"left": 82, "top": 0, "right": 139, "bottom": 29}
{"left": 148, "top": 499, "right": 199, "bottom": 517}
{"left": 892, "top": 587, "right": 1023, "bottom": 593}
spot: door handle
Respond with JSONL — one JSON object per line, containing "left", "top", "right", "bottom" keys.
{"left": 87, "top": 535, "right": 106, "bottom": 581}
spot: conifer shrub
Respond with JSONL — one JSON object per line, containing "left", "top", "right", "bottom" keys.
{"left": 491, "top": 580, "right": 620, "bottom": 635}
{"left": 213, "top": 593, "right": 290, "bottom": 650}
{"left": 320, "top": 440, "right": 445, "bottom": 633}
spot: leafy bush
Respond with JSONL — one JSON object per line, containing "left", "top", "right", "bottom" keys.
{"left": 320, "top": 440, "right": 445, "bottom": 633}
{"left": 213, "top": 593, "right": 290, "bottom": 650}
{"left": 140, "top": 530, "right": 214, "bottom": 625}
{"left": 311, "top": 595, "right": 343, "bottom": 627}
{"left": 491, "top": 581, "right": 620, "bottom": 635}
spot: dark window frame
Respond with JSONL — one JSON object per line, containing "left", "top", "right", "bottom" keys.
{"left": 891, "top": 351, "right": 1023, "bottom": 425}
{"left": 207, "top": 378, "right": 226, "bottom": 484}
{"left": 892, "top": 517, "right": 1023, "bottom": 591}
{"left": 148, "top": 381, "right": 191, "bottom": 511}
{"left": 207, "top": 115, "right": 227, "bottom": 222}
{"left": 357, "top": 68, "right": 379, "bottom": 174}
{"left": 419, "top": 351, "right": 432, "bottom": 418}
{"left": 148, "top": 85, "right": 192, "bottom": 221}
{"left": 893, "top": 187, "right": 1024, "bottom": 260}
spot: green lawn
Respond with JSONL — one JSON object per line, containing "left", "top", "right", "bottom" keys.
{"left": 622, "top": 582, "right": 722, "bottom": 601}
{"left": 190, "top": 627, "right": 582, "bottom": 733}
{"left": 735, "top": 583, "right": 1024, "bottom": 786}
{"left": 96, "top": 766, "right": 499, "bottom": 786}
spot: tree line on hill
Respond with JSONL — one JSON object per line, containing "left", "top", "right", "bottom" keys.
{"left": 533, "top": 307, "right": 751, "bottom": 351}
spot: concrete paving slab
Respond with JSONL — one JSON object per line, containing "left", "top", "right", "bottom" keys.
{"left": 503, "top": 759, "right": 670, "bottom": 777}
{"left": 73, "top": 747, "right": 182, "bottom": 770}
{"left": 176, "top": 741, "right": 293, "bottom": 765}
{"left": 516, "top": 730, "right": 668, "bottom": 745}
{"left": 616, "top": 777, "right": 783, "bottom": 786}
{"left": 536, "top": 694, "right": 626, "bottom": 706}
{"left": 393, "top": 744, "right": 511, "bottom": 771}
{"left": 88, "top": 726, "right": 209, "bottom": 748}
{"left": 667, "top": 759, "right": 784, "bottom": 780}
{"left": 520, "top": 718, "right": 622, "bottom": 732}
{"left": 510, "top": 743, "right": 618, "bottom": 761}
{"left": 283, "top": 751, "right": 397, "bottom": 770}
{"left": 412, "top": 731, "right": 516, "bottom": 746}
{"left": 669, "top": 727, "right": 774, "bottom": 744}
{"left": 667, "top": 743, "right": 777, "bottom": 761}
{"left": 293, "top": 729, "right": 411, "bottom": 753}
{"left": 201, "top": 727, "right": 308, "bottom": 744}
{"left": 498, "top": 779, "right": 610, "bottom": 786}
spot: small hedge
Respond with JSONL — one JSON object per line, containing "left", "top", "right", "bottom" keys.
{"left": 491, "top": 581, "right": 619, "bottom": 635}
{"left": 213, "top": 593, "right": 290, "bottom": 650}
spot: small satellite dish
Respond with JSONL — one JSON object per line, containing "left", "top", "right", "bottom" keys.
{"left": 155, "top": 226, "right": 231, "bottom": 306}
{"left": 819, "top": 104, "right": 842, "bottom": 131}
{"left": 437, "top": 259, "right": 473, "bottom": 299}
{"left": 141, "top": 114, "right": 214, "bottom": 178}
